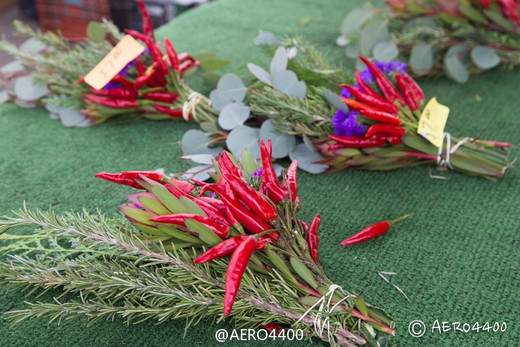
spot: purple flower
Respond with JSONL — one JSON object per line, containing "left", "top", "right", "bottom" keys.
{"left": 103, "top": 81, "right": 123, "bottom": 91}
{"left": 340, "top": 87, "right": 352, "bottom": 99}
{"left": 251, "top": 166, "right": 263, "bottom": 178}
{"left": 372, "top": 60, "right": 408, "bottom": 74}
{"left": 332, "top": 109, "right": 367, "bottom": 136}
{"left": 360, "top": 68, "right": 373, "bottom": 83}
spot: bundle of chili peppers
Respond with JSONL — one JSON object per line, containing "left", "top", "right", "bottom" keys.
{"left": 95, "top": 139, "right": 395, "bottom": 345}
{"left": 79, "top": 0, "right": 218, "bottom": 124}
{"left": 313, "top": 56, "right": 512, "bottom": 180}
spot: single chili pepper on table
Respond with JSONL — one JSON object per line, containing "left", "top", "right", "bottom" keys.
{"left": 150, "top": 213, "right": 229, "bottom": 238}
{"left": 328, "top": 135, "right": 386, "bottom": 148}
{"left": 224, "top": 236, "right": 257, "bottom": 316}
{"left": 366, "top": 124, "right": 406, "bottom": 137}
{"left": 306, "top": 214, "right": 321, "bottom": 264}
{"left": 340, "top": 214, "right": 413, "bottom": 246}
{"left": 358, "top": 56, "right": 406, "bottom": 106}
{"left": 359, "top": 108, "right": 402, "bottom": 126}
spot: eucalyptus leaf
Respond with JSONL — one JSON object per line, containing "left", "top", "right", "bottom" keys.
{"left": 289, "top": 143, "right": 328, "bottom": 174}
{"left": 259, "top": 120, "right": 296, "bottom": 159}
{"left": 286, "top": 47, "right": 297, "bottom": 59}
{"left": 270, "top": 46, "right": 288, "bottom": 76}
{"left": 199, "top": 121, "right": 218, "bottom": 133}
{"left": 14, "top": 75, "right": 49, "bottom": 101}
{"left": 372, "top": 41, "right": 398, "bottom": 62}
{"left": 209, "top": 89, "right": 232, "bottom": 111}
{"left": 180, "top": 154, "right": 214, "bottom": 165}
{"left": 336, "top": 36, "right": 349, "bottom": 47}
{"left": 218, "top": 102, "right": 250, "bottom": 130}
{"left": 86, "top": 22, "right": 106, "bottom": 42}
{"left": 340, "top": 8, "right": 373, "bottom": 37}
{"left": 19, "top": 37, "right": 46, "bottom": 52}
{"left": 44, "top": 101, "right": 65, "bottom": 114}
{"left": 0, "top": 60, "right": 24, "bottom": 74}
{"left": 181, "top": 129, "right": 224, "bottom": 156}
{"left": 470, "top": 46, "right": 500, "bottom": 70}
{"left": 226, "top": 125, "right": 261, "bottom": 158}
{"left": 445, "top": 44, "right": 469, "bottom": 60}
{"left": 409, "top": 44, "right": 433, "bottom": 75}
{"left": 272, "top": 70, "right": 306, "bottom": 99}
{"left": 217, "top": 73, "right": 246, "bottom": 102}
{"left": 253, "top": 30, "right": 278, "bottom": 46}
{"left": 247, "top": 63, "right": 272, "bottom": 85}
{"left": 359, "top": 20, "right": 388, "bottom": 56}
{"left": 302, "top": 134, "right": 315, "bottom": 152}
{"left": 345, "top": 44, "right": 360, "bottom": 59}
{"left": 0, "top": 91, "right": 9, "bottom": 104}
{"left": 322, "top": 89, "right": 347, "bottom": 111}
{"left": 444, "top": 55, "right": 469, "bottom": 83}
{"left": 59, "top": 106, "right": 90, "bottom": 127}
{"left": 182, "top": 165, "right": 214, "bottom": 182}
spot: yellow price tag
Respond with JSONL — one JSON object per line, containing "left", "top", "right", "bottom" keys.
{"left": 417, "top": 97, "right": 450, "bottom": 148}
{"left": 83, "top": 35, "right": 145, "bottom": 90}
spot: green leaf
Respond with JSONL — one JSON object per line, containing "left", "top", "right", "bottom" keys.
{"left": 459, "top": 4, "right": 488, "bottom": 25}
{"left": 322, "top": 89, "right": 348, "bottom": 111}
{"left": 0, "top": 60, "right": 24, "bottom": 74}
{"left": 483, "top": 9, "right": 514, "bottom": 32}
{"left": 470, "top": 46, "right": 500, "bottom": 70}
{"left": 409, "top": 44, "right": 433, "bottom": 76}
{"left": 14, "top": 74, "right": 49, "bottom": 101}
{"left": 444, "top": 54, "right": 469, "bottom": 83}
{"left": 132, "top": 223, "right": 170, "bottom": 237}
{"left": 226, "top": 125, "right": 261, "bottom": 159}
{"left": 200, "top": 122, "right": 218, "bottom": 133}
{"left": 290, "top": 257, "right": 318, "bottom": 289}
{"left": 272, "top": 70, "right": 306, "bottom": 99}
{"left": 19, "top": 37, "right": 46, "bottom": 52}
{"left": 359, "top": 20, "right": 388, "bottom": 57}
{"left": 354, "top": 296, "right": 369, "bottom": 317}
{"left": 266, "top": 250, "right": 297, "bottom": 283}
{"left": 289, "top": 144, "right": 328, "bottom": 174}
{"left": 179, "top": 196, "right": 207, "bottom": 216}
{"left": 198, "top": 72, "right": 222, "bottom": 90}
{"left": 184, "top": 219, "right": 221, "bottom": 246}
{"left": 195, "top": 52, "right": 230, "bottom": 71}
{"left": 401, "top": 135, "right": 437, "bottom": 156}
{"left": 209, "top": 89, "right": 232, "bottom": 111}
{"left": 180, "top": 154, "right": 214, "bottom": 165}
{"left": 372, "top": 41, "right": 398, "bottom": 62}
{"left": 259, "top": 120, "right": 296, "bottom": 159}
{"left": 270, "top": 46, "right": 288, "bottom": 76}
{"left": 119, "top": 205, "right": 156, "bottom": 226}
{"left": 157, "top": 225, "right": 201, "bottom": 243}
{"left": 86, "top": 22, "right": 106, "bottom": 42}
{"left": 137, "top": 196, "right": 170, "bottom": 215}
{"left": 218, "top": 102, "right": 250, "bottom": 130}
{"left": 150, "top": 184, "right": 188, "bottom": 214}
{"left": 217, "top": 73, "right": 246, "bottom": 102}
{"left": 340, "top": 8, "right": 373, "bottom": 37}
{"left": 240, "top": 149, "right": 258, "bottom": 178}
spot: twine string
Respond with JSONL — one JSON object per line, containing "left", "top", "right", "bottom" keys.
{"left": 436, "top": 133, "right": 471, "bottom": 170}
{"left": 182, "top": 92, "right": 205, "bottom": 122}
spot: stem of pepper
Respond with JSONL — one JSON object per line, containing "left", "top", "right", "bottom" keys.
{"left": 387, "top": 213, "right": 414, "bottom": 226}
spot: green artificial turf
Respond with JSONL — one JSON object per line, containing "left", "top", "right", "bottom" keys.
{"left": 0, "top": 0, "right": 519, "bottom": 346}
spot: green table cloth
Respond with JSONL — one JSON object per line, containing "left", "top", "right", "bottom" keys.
{"left": 0, "top": 0, "right": 518, "bottom": 346}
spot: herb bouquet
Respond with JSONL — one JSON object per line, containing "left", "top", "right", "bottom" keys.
{"left": 336, "top": 0, "right": 520, "bottom": 82}
{"left": 0, "top": 140, "right": 394, "bottom": 346}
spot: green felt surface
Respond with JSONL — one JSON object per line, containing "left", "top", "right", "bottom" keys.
{"left": 1, "top": 0, "right": 519, "bottom": 346}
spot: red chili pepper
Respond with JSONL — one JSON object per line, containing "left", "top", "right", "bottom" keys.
{"left": 400, "top": 73, "right": 425, "bottom": 104}
{"left": 281, "top": 160, "right": 298, "bottom": 202}
{"left": 163, "top": 38, "right": 179, "bottom": 71}
{"left": 260, "top": 323, "right": 285, "bottom": 335}
{"left": 83, "top": 94, "right": 138, "bottom": 108}
{"left": 340, "top": 214, "right": 413, "bottom": 246}
{"left": 342, "top": 98, "right": 377, "bottom": 112}
{"left": 95, "top": 171, "right": 163, "bottom": 189}
{"left": 394, "top": 74, "right": 419, "bottom": 111}
{"left": 168, "top": 178, "right": 195, "bottom": 194}
{"left": 205, "top": 183, "right": 272, "bottom": 234}
{"left": 197, "top": 197, "right": 238, "bottom": 226}
{"left": 153, "top": 105, "right": 183, "bottom": 118}
{"left": 179, "top": 59, "right": 200, "bottom": 75}
{"left": 217, "top": 152, "right": 243, "bottom": 179}
{"left": 259, "top": 140, "right": 285, "bottom": 204}
{"left": 307, "top": 214, "right": 321, "bottom": 264}
{"left": 112, "top": 75, "right": 134, "bottom": 90}
{"left": 329, "top": 135, "right": 385, "bottom": 148}
{"left": 374, "top": 135, "right": 403, "bottom": 146}
{"left": 193, "top": 235, "right": 265, "bottom": 264}
{"left": 359, "top": 108, "right": 402, "bottom": 126}
{"left": 358, "top": 56, "right": 406, "bottom": 106}
{"left": 224, "top": 236, "right": 256, "bottom": 316}
{"left": 136, "top": 58, "right": 145, "bottom": 76}
{"left": 224, "top": 172, "right": 278, "bottom": 222}
{"left": 344, "top": 86, "right": 399, "bottom": 114}
{"left": 150, "top": 213, "right": 229, "bottom": 238}
{"left": 126, "top": 30, "right": 167, "bottom": 76}
{"left": 134, "top": 64, "right": 158, "bottom": 89}
{"left": 143, "top": 91, "right": 180, "bottom": 103}
{"left": 124, "top": 29, "right": 150, "bottom": 44}
{"left": 353, "top": 70, "right": 380, "bottom": 99}
{"left": 137, "top": 0, "right": 155, "bottom": 40}
{"left": 90, "top": 88, "right": 137, "bottom": 100}
{"left": 366, "top": 124, "right": 406, "bottom": 137}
